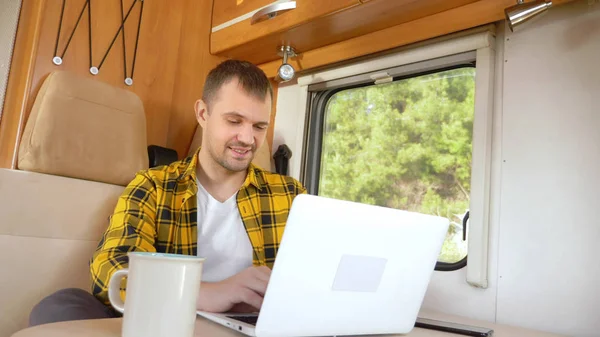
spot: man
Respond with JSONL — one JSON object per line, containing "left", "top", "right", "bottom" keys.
{"left": 29, "top": 60, "right": 306, "bottom": 325}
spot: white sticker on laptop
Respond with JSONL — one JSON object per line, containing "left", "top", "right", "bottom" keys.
{"left": 332, "top": 254, "right": 387, "bottom": 292}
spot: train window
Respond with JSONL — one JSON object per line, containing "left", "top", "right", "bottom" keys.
{"left": 303, "top": 63, "right": 476, "bottom": 270}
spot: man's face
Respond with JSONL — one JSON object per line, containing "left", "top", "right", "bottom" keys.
{"left": 196, "top": 79, "right": 271, "bottom": 172}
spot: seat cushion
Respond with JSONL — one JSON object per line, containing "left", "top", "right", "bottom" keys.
{"left": 0, "top": 169, "right": 124, "bottom": 337}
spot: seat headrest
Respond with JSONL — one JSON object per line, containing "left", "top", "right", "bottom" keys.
{"left": 188, "top": 126, "right": 272, "bottom": 171}
{"left": 17, "top": 71, "right": 148, "bottom": 186}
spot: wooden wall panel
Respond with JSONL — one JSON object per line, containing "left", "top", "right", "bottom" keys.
{"left": 0, "top": 0, "right": 22, "bottom": 122}
{"left": 0, "top": 0, "right": 45, "bottom": 169}
{"left": 1, "top": 0, "right": 229, "bottom": 167}
{"left": 167, "top": 0, "right": 226, "bottom": 158}
{"left": 29, "top": 0, "right": 185, "bottom": 147}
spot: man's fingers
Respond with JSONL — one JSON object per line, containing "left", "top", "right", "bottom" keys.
{"left": 230, "top": 302, "right": 259, "bottom": 313}
{"left": 252, "top": 266, "right": 271, "bottom": 283}
{"left": 239, "top": 288, "right": 263, "bottom": 310}
{"left": 243, "top": 274, "right": 268, "bottom": 296}
{"left": 257, "top": 265, "right": 272, "bottom": 276}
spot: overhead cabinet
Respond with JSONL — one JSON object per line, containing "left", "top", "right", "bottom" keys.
{"left": 210, "top": 0, "right": 480, "bottom": 65}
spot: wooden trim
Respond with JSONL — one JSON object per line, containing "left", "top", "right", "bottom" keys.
{"left": 259, "top": 0, "right": 575, "bottom": 78}
{"left": 0, "top": 0, "right": 46, "bottom": 169}
{"left": 267, "top": 78, "right": 279, "bottom": 152}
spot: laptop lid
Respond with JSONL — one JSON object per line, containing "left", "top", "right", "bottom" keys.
{"left": 254, "top": 194, "right": 449, "bottom": 337}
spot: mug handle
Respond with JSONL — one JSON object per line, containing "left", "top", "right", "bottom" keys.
{"left": 108, "top": 269, "right": 128, "bottom": 314}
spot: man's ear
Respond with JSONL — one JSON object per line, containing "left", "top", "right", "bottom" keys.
{"left": 194, "top": 99, "right": 209, "bottom": 128}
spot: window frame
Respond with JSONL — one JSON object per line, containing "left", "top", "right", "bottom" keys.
{"left": 289, "top": 30, "right": 496, "bottom": 288}
{"left": 302, "top": 60, "right": 476, "bottom": 271}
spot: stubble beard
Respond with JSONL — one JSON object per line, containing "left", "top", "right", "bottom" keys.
{"left": 208, "top": 139, "right": 256, "bottom": 173}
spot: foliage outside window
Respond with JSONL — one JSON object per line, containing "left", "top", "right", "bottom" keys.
{"left": 316, "top": 67, "right": 476, "bottom": 265}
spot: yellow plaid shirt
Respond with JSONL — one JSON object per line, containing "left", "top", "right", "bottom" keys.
{"left": 89, "top": 149, "right": 306, "bottom": 305}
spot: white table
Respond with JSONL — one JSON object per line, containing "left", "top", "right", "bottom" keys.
{"left": 11, "top": 310, "right": 565, "bottom": 337}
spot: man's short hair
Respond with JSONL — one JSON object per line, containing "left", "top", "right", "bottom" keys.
{"left": 202, "top": 59, "right": 273, "bottom": 110}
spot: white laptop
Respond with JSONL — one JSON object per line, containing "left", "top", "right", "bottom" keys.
{"left": 197, "top": 194, "right": 449, "bottom": 337}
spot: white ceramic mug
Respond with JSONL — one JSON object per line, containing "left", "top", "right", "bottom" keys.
{"left": 108, "top": 252, "right": 205, "bottom": 337}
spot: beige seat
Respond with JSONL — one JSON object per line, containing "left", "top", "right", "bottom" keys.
{"left": 17, "top": 71, "right": 148, "bottom": 185}
{"left": 0, "top": 71, "right": 148, "bottom": 337}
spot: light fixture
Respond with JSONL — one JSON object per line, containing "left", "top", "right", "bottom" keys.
{"left": 277, "top": 46, "right": 297, "bottom": 82}
{"left": 505, "top": 0, "right": 553, "bottom": 32}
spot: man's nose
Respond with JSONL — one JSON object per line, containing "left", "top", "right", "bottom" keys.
{"left": 237, "top": 124, "right": 254, "bottom": 146}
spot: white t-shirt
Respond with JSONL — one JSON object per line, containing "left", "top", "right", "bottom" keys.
{"left": 196, "top": 179, "right": 253, "bottom": 282}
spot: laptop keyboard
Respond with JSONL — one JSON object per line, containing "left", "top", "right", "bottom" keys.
{"left": 227, "top": 315, "right": 258, "bottom": 326}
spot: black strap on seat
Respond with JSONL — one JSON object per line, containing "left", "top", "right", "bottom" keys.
{"left": 147, "top": 145, "right": 178, "bottom": 168}
{"left": 273, "top": 144, "right": 292, "bottom": 176}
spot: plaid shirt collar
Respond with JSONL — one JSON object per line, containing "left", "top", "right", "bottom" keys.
{"left": 178, "top": 147, "right": 262, "bottom": 196}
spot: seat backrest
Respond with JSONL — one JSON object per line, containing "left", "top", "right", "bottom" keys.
{"left": 188, "top": 126, "right": 273, "bottom": 171}
{"left": 0, "top": 71, "right": 148, "bottom": 337}
{"left": 17, "top": 70, "right": 148, "bottom": 186}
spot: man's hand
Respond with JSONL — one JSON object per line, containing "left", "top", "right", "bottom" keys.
{"left": 196, "top": 266, "right": 271, "bottom": 313}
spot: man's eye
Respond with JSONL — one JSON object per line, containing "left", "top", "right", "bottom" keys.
{"left": 228, "top": 119, "right": 241, "bottom": 124}
{"left": 254, "top": 125, "right": 267, "bottom": 130}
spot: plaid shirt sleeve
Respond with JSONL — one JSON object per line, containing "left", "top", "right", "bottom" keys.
{"left": 89, "top": 172, "right": 158, "bottom": 305}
